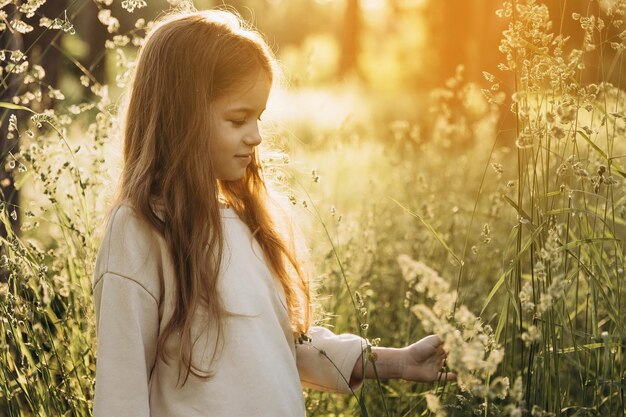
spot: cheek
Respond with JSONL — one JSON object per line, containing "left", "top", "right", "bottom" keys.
{"left": 208, "top": 132, "right": 236, "bottom": 169}
{"left": 209, "top": 123, "right": 227, "bottom": 153}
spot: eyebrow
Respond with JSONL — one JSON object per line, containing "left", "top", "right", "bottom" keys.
{"left": 226, "top": 106, "right": 266, "bottom": 113}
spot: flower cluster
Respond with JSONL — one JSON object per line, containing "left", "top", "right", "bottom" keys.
{"left": 398, "top": 255, "right": 505, "bottom": 399}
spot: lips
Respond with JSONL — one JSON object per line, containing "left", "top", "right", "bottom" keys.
{"left": 234, "top": 153, "right": 252, "bottom": 164}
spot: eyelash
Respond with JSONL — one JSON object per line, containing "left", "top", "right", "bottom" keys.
{"left": 230, "top": 117, "right": 262, "bottom": 127}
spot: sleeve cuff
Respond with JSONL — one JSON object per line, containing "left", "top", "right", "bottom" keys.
{"left": 296, "top": 326, "right": 367, "bottom": 394}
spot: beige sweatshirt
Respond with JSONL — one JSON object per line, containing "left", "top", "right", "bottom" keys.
{"left": 92, "top": 203, "right": 365, "bottom": 417}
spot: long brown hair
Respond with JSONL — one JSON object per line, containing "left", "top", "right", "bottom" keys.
{"left": 113, "top": 9, "right": 311, "bottom": 385}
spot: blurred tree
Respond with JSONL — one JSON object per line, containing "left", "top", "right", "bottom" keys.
{"left": 339, "top": 0, "right": 363, "bottom": 78}
{"left": 423, "top": 0, "right": 504, "bottom": 88}
{"left": 0, "top": 1, "right": 110, "bottom": 245}
{"left": 77, "top": 2, "right": 109, "bottom": 84}
{"left": 22, "top": 0, "right": 67, "bottom": 108}
{"left": 251, "top": 0, "right": 341, "bottom": 54}
{"left": 0, "top": 5, "right": 23, "bottom": 245}
{"left": 0, "top": 1, "right": 70, "bottom": 243}
{"left": 424, "top": 0, "right": 625, "bottom": 89}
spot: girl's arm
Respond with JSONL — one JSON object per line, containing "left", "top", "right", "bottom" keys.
{"left": 92, "top": 205, "right": 162, "bottom": 417}
{"left": 92, "top": 272, "right": 159, "bottom": 417}
{"left": 349, "top": 334, "right": 455, "bottom": 387}
{"left": 296, "top": 326, "right": 366, "bottom": 393}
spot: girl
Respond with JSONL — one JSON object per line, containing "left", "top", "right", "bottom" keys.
{"left": 92, "top": 8, "right": 453, "bottom": 416}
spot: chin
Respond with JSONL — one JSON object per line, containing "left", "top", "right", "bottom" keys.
{"left": 220, "top": 172, "right": 246, "bottom": 182}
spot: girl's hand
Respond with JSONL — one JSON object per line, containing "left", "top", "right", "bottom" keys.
{"left": 398, "top": 334, "right": 455, "bottom": 383}
{"left": 350, "top": 334, "right": 456, "bottom": 386}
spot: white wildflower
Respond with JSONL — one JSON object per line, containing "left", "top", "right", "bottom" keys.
{"left": 121, "top": 0, "right": 147, "bottom": 12}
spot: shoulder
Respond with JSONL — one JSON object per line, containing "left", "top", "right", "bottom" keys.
{"left": 93, "top": 202, "right": 167, "bottom": 301}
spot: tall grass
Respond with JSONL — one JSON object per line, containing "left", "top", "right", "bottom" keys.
{"left": 485, "top": 1, "right": 626, "bottom": 415}
{"left": 0, "top": 106, "right": 104, "bottom": 414}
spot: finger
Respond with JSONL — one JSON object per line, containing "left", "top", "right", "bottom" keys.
{"left": 436, "top": 371, "right": 457, "bottom": 383}
{"left": 423, "top": 334, "right": 444, "bottom": 347}
{"left": 420, "top": 334, "right": 443, "bottom": 351}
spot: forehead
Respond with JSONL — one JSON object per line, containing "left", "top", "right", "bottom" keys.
{"left": 213, "top": 71, "right": 271, "bottom": 112}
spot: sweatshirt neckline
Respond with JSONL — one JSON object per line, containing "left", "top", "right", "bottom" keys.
{"left": 220, "top": 206, "right": 238, "bottom": 219}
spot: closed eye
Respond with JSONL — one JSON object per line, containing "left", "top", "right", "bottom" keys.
{"left": 230, "top": 119, "right": 246, "bottom": 127}
{"left": 230, "top": 117, "right": 262, "bottom": 127}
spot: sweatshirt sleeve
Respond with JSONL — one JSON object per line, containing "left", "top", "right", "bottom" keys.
{"left": 295, "top": 326, "right": 366, "bottom": 394}
{"left": 92, "top": 272, "right": 159, "bottom": 417}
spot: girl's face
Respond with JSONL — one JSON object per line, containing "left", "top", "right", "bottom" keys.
{"left": 210, "top": 71, "right": 271, "bottom": 181}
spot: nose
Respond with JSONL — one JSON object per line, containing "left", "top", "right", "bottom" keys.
{"left": 244, "top": 123, "right": 262, "bottom": 147}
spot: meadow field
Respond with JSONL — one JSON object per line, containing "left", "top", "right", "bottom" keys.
{"left": 0, "top": 0, "right": 625, "bottom": 416}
